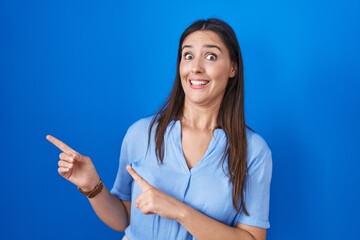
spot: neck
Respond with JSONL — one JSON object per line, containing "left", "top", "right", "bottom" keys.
{"left": 181, "top": 99, "right": 221, "bottom": 131}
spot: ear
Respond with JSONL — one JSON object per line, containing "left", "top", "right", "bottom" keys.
{"left": 229, "top": 62, "right": 237, "bottom": 78}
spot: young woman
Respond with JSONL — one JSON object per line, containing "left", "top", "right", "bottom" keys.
{"left": 47, "top": 18, "right": 272, "bottom": 240}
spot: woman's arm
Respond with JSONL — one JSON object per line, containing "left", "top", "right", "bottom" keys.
{"left": 46, "top": 135, "right": 130, "bottom": 231}
{"left": 127, "top": 165, "right": 266, "bottom": 240}
{"left": 177, "top": 203, "right": 266, "bottom": 240}
{"left": 87, "top": 188, "right": 130, "bottom": 231}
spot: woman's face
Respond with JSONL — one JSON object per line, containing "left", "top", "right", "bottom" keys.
{"left": 179, "top": 30, "right": 236, "bottom": 108}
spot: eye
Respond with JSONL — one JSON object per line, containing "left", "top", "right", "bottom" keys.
{"left": 205, "top": 54, "right": 217, "bottom": 61}
{"left": 183, "top": 53, "right": 193, "bottom": 60}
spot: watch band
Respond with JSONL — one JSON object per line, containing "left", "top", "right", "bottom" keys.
{"left": 78, "top": 179, "right": 104, "bottom": 198}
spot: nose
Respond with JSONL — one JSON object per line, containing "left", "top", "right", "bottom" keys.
{"left": 191, "top": 57, "right": 204, "bottom": 74}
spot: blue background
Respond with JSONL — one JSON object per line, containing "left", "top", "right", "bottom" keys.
{"left": 1, "top": 0, "right": 359, "bottom": 239}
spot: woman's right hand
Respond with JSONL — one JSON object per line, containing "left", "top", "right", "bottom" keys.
{"left": 46, "top": 135, "right": 100, "bottom": 191}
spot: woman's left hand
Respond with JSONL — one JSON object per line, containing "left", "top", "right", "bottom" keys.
{"left": 126, "top": 165, "right": 184, "bottom": 220}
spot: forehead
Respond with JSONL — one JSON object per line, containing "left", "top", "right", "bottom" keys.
{"left": 182, "top": 30, "right": 226, "bottom": 48}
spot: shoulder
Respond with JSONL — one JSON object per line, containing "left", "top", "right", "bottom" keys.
{"left": 119, "top": 116, "right": 156, "bottom": 162}
{"left": 125, "top": 116, "right": 154, "bottom": 137}
{"left": 246, "top": 128, "right": 272, "bottom": 171}
{"left": 246, "top": 128, "right": 271, "bottom": 155}
{"left": 128, "top": 115, "right": 153, "bottom": 131}
{"left": 121, "top": 116, "right": 155, "bottom": 147}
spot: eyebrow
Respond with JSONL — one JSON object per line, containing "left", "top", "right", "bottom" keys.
{"left": 182, "top": 44, "right": 223, "bottom": 53}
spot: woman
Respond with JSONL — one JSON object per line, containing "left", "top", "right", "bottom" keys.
{"left": 47, "top": 18, "right": 272, "bottom": 240}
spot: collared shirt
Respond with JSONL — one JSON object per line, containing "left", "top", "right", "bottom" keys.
{"left": 111, "top": 116, "right": 272, "bottom": 239}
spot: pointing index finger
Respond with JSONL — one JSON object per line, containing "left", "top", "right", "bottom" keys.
{"left": 126, "top": 165, "right": 152, "bottom": 191}
{"left": 46, "top": 135, "right": 76, "bottom": 154}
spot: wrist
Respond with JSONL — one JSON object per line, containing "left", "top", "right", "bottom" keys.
{"left": 80, "top": 177, "right": 100, "bottom": 192}
{"left": 176, "top": 202, "right": 189, "bottom": 223}
{"left": 78, "top": 178, "right": 104, "bottom": 198}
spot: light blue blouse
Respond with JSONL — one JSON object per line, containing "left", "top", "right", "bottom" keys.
{"left": 111, "top": 116, "right": 272, "bottom": 239}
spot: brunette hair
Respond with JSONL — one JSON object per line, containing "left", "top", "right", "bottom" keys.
{"left": 148, "top": 18, "right": 248, "bottom": 215}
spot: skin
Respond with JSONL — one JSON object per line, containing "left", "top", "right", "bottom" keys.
{"left": 179, "top": 30, "right": 237, "bottom": 168}
{"left": 46, "top": 135, "right": 130, "bottom": 231}
{"left": 46, "top": 30, "right": 267, "bottom": 240}
{"left": 180, "top": 30, "right": 236, "bottom": 109}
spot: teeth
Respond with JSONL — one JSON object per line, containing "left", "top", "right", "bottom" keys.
{"left": 191, "top": 80, "right": 208, "bottom": 86}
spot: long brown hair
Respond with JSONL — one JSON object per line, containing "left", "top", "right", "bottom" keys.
{"left": 148, "top": 18, "right": 248, "bottom": 215}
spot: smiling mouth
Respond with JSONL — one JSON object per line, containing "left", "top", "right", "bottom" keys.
{"left": 190, "top": 80, "right": 209, "bottom": 86}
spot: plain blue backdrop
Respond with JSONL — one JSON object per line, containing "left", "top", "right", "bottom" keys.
{"left": 1, "top": 0, "right": 359, "bottom": 239}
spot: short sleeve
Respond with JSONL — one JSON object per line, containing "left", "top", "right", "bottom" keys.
{"left": 234, "top": 132, "right": 273, "bottom": 229}
{"left": 110, "top": 129, "right": 133, "bottom": 201}
{"left": 110, "top": 117, "right": 153, "bottom": 201}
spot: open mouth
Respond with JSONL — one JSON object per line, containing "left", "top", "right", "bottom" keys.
{"left": 190, "top": 80, "right": 209, "bottom": 86}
